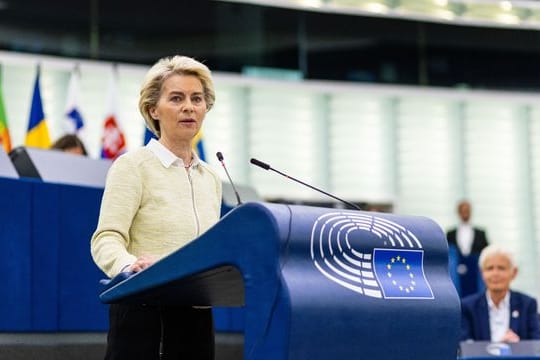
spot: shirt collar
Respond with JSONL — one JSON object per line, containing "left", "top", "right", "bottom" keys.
{"left": 146, "top": 138, "right": 200, "bottom": 169}
{"left": 486, "top": 291, "right": 510, "bottom": 310}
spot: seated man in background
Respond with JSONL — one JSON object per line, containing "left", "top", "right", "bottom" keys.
{"left": 461, "top": 244, "right": 540, "bottom": 342}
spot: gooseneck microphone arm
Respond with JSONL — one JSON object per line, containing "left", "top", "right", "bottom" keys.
{"left": 249, "top": 158, "right": 362, "bottom": 211}
{"left": 216, "top": 152, "right": 242, "bottom": 205}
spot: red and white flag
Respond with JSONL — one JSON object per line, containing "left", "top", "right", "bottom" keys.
{"left": 100, "top": 67, "right": 126, "bottom": 160}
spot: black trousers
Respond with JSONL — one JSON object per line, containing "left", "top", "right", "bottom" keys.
{"left": 104, "top": 304, "right": 214, "bottom": 360}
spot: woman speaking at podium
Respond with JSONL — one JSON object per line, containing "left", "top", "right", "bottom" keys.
{"left": 91, "top": 55, "right": 222, "bottom": 360}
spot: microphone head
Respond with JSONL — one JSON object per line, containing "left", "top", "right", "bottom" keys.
{"left": 216, "top": 152, "right": 224, "bottom": 161}
{"left": 250, "top": 158, "right": 270, "bottom": 170}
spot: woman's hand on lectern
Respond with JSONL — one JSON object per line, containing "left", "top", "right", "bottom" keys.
{"left": 501, "top": 329, "right": 520, "bottom": 343}
{"left": 129, "top": 254, "right": 158, "bottom": 273}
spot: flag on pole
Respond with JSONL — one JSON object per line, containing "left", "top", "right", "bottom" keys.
{"left": 193, "top": 130, "right": 206, "bottom": 161}
{"left": 144, "top": 127, "right": 157, "bottom": 145}
{"left": 0, "top": 65, "right": 12, "bottom": 153}
{"left": 25, "top": 67, "right": 51, "bottom": 149}
{"left": 100, "top": 66, "right": 126, "bottom": 159}
{"left": 64, "top": 66, "right": 85, "bottom": 135}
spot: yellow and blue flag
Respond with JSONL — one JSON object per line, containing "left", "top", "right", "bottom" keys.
{"left": 193, "top": 131, "right": 206, "bottom": 161}
{"left": 25, "top": 68, "right": 51, "bottom": 148}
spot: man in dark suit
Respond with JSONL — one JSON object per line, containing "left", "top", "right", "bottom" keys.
{"left": 461, "top": 245, "right": 540, "bottom": 342}
{"left": 447, "top": 200, "right": 489, "bottom": 297}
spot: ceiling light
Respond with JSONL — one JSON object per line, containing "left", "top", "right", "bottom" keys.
{"left": 500, "top": 1, "right": 512, "bottom": 11}
{"left": 298, "top": 0, "right": 323, "bottom": 8}
{"left": 365, "top": 2, "right": 389, "bottom": 13}
{"left": 496, "top": 12, "right": 519, "bottom": 23}
{"left": 215, "top": 0, "right": 540, "bottom": 30}
{"left": 435, "top": 9, "right": 455, "bottom": 19}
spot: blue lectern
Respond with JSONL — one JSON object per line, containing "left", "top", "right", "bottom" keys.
{"left": 100, "top": 202, "right": 460, "bottom": 360}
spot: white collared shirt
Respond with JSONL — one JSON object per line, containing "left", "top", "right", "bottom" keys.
{"left": 146, "top": 138, "right": 200, "bottom": 169}
{"left": 457, "top": 223, "right": 474, "bottom": 256}
{"left": 487, "top": 292, "right": 510, "bottom": 342}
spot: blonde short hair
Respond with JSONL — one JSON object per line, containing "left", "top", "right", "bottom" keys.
{"left": 139, "top": 55, "right": 215, "bottom": 138}
{"left": 478, "top": 244, "right": 516, "bottom": 270}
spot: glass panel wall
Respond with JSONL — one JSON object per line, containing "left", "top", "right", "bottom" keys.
{"left": 2, "top": 51, "right": 540, "bottom": 299}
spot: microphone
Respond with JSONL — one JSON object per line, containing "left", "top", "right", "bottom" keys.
{"left": 249, "top": 158, "right": 363, "bottom": 211}
{"left": 216, "top": 152, "right": 242, "bottom": 205}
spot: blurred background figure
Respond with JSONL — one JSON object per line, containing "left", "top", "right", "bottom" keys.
{"left": 461, "top": 244, "right": 540, "bottom": 343}
{"left": 51, "top": 134, "right": 88, "bottom": 156}
{"left": 447, "top": 200, "right": 489, "bottom": 297}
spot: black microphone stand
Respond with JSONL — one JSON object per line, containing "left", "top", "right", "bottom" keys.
{"left": 250, "top": 158, "right": 362, "bottom": 211}
{"left": 217, "top": 152, "right": 242, "bottom": 205}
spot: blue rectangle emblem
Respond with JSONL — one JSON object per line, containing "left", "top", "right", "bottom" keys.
{"left": 373, "top": 248, "right": 434, "bottom": 299}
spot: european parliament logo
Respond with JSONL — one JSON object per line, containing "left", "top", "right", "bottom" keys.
{"left": 310, "top": 212, "right": 434, "bottom": 300}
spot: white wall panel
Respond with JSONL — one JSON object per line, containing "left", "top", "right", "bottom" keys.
{"left": 248, "top": 88, "right": 320, "bottom": 199}
{"left": 204, "top": 85, "right": 248, "bottom": 183}
{"left": 328, "top": 94, "right": 394, "bottom": 202}
{"left": 463, "top": 103, "right": 520, "bottom": 241}
{"left": 394, "top": 97, "right": 455, "bottom": 228}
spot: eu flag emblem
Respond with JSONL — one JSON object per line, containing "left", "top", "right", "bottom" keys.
{"left": 373, "top": 248, "right": 434, "bottom": 299}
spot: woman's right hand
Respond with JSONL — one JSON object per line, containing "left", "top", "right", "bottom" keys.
{"left": 501, "top": 329, "right": 520, "bottom": 343}
{"left": 128, "top": 254, "right": 158, "bottom": 273}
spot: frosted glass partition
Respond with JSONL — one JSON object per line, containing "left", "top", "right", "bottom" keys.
{"left": 522, "top": 106, "right": 540, "bottom": 293}
{"left": 464, "top": 103, "right": 520, "bottom": 237}
{"left": 463, "top": 102, "right": 534, "bottom": 292}
{"left": 328, "top": 94, "right": 394, "bottom": 203}
{"left": 248, "top": 88, "right": 321, "bottom": 199}
{"left": 3, "top": 50, "right": 540, "bottom": 299}
{"left": 204, "top": 85, "right": 249, "bottom": 183}
{"left": 395, "top": 97, "right": 455, "bottom": 227}
{"left": 530, "top": 111, "right": 540, "bottom": 242}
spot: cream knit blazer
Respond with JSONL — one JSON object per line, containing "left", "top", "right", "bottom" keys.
{"left": 91, "top": 147, "right": 222, "bottom": 278}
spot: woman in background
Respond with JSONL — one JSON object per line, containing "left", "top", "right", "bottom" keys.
{"left": 50, "top": 134, "right": 87, "bottom": 155}
{"left": 91, "top": 55, "right": 222, "bottom": 360}
{"left": 461, "top": 244, "right": 540, "bottom": 343}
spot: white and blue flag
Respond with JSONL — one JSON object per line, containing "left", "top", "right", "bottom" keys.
{"left": 64, "top": 67, "right": 86, "bottom": 134}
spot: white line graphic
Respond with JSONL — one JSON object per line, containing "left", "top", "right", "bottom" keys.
{"left": 310, "top": 212, "right": 430, "bottom": 299}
